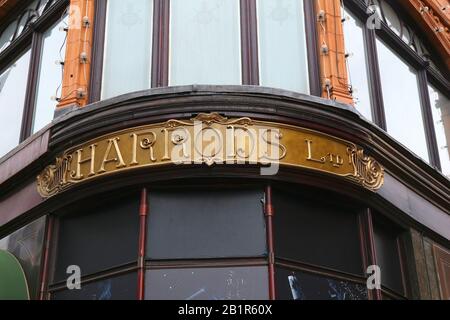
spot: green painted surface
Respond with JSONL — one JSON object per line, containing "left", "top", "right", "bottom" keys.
{"left": 0, "top": 250, "right": 30, "bottom": 300}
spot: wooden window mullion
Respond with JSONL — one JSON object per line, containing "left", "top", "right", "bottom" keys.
{"left": 417, "top": 69, "right": 441, "bottom": 170}
{"left": 240, "top": 0, "right": 259, "bottom": 85}
{"left": 151, "top": 0, "right": 170, "bottom": 88}
{"left": 20, "top": 31, "right": 43, "bottom": 141}
{"left": 358, "top": 208, "right": 382, "bottom": 300}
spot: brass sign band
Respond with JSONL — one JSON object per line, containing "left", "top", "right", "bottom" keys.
{"left": 37, "top": 113, "right": 384, "bottom": 198}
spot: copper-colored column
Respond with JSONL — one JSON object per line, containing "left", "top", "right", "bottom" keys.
{"left": 265, "top": 185, "right": 276, "bottom": 300}
{"left": 137, "top": 188, "right": 149, "bottom": 300}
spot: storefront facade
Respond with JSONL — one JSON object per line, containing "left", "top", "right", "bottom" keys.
{"left": 0, "top": 0, "right": 449, "bottom": 300}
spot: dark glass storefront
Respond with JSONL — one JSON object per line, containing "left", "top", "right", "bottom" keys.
{"left": 39, "top": 183, "right": 409, "bottom": 300}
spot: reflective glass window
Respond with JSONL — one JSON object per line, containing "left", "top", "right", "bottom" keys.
{"left": 146, "top": 266, "right": 269, "bottom": 300}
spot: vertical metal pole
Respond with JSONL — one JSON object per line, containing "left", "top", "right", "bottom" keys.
{"left": 265, "top": 185, "right": 276, "bottom": 300}
{"left": 358, "top": 209, "right": 382, "bottom": 300}
{"left": 137, "top": 188, "right": 149, "bottom": 300}
{"left": 39, "top": 216, "right": 54, "bottom": 300}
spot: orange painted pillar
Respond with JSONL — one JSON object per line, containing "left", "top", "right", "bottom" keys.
{"left": 316, "top": 0, "right": 354, "bottom": 105}
{"left": 57, "top": 0, "right": 95, "bottom": 109}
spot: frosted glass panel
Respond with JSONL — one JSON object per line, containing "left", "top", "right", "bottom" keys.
{"left": 33, "top": 16, "right": 68, "bottom": 133}
{"left": 343, "top": 9, "right": 372, "bottom": 121}
{"left": 257, "top": 0, "right": 309, "bottom": 93}
{"left": 102, "top": 0, "right": 153, "bottom": 99}
{"left": 169, "top": 0, "right": 241, "bottom": 86}
{"left": 376, "top": 38, "right": 429, "bottom": 162}
{"left": 428, "top": 85, "right": 450, "bottom": 178}
{"left": 0, "top": 50, "right": 31, "bottom": 158}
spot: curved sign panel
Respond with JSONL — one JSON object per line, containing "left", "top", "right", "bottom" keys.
{"left": 37, "top": 113, "right": 384, "bottom": 198}
{"left": 0, "top": 250, "right": 30, "bottom": 300}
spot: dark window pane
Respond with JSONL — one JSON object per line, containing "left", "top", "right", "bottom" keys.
{"left": 373, "top": 222, "right": 404, "bottom": 294}
{"left": 273, "top": 190, "right": 363, "bottom": 275}
{"left": 146, "top": 266, "right": 269, "bottom": 300}
{"left": 53, "top": 194, "right": 139, "bottom": 282}
{"left": 0, "top": 216, "right": 46, "bottom": 299}
{"left": 52, "top": 273, "right": 137, "bottom": 300}
{"left": 275, "top": 267, "right": 368, "bottom": 300}
{"left": 147, "top": 189, "right": 266, "bottom": 259}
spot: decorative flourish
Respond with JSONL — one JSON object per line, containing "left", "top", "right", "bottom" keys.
{"left": 166, "top": 113, "right": 254, "bottom": 128}
{"left": 36, "top": 154, "right": 72, "bottom": 198}
{"left": 347, "top": 147, "right": 384, "bottom": 191}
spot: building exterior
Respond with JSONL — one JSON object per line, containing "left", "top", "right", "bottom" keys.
{"left": 0, "top": 0, "right": 449, "bottom": 300}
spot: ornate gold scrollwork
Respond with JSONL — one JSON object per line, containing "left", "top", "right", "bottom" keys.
{"left": 166, "top": 113, "right": 253, "bottom": 128}
{"left": 37, "top": 155, "right": 73, "bottom": 198}
{"left": 347, "top": 147, "right": 385, "bottom": 191}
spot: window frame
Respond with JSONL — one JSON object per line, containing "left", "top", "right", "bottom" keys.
{"left": 343, "top": 0, "right": 450, "bottom": 172}
{"left": 41, "top": 182, "right": 410, "bottom": 300}
{"left": 0, "top": 0, "right": 69, "bottom": 145}
{"left": 89, "top": 0, "right": 321, "bottom": 104}
{"left": 271, "top": 186, "right": 409, "bottom": 300}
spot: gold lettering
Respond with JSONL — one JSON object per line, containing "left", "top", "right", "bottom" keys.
{"left": 130, "top": 131, "right": 157, "bottom": 165}
{"left": 161, "top": 129, "right": 171, "bottom": 161}
{"left": 71, "top": 144, "right": 97, "bottom": 180}
{"left": 198, "top": 127, "right": 223, "bottom": 162}
{"left": 98, "top": 137, "right": 126, "bottom": 173}
{"left": 305, "top": 139, "right": 326, "bottom": 164}
{"left": 236, "top": 128, "right": 256, "bottom": 160}
{"left": 172, "top": 128, "right": 191, "bottom": 162}
{"left": 332, "top": 154, "right": 344, "bottom": 168}
{"left": 227, "top": 126, "right": 237, "bottom": 158}
{"left": 261, "top": 129, "right": 287, "bottom": 161}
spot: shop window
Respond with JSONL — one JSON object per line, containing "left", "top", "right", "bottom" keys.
{"left": 273, "top": 190, "right": 363, "bottom": 275}
{"left": 33, "top": 15, "right": 68, "bottom": 133}
{"left": 0, "top": 0, "right": 57, "bottom": 54}
{"left": 96, "top": 0, "right": 314, "bottom": 99}
{"left": 342, "top": 0, "right": 450, "bottom": 173}
{"left": 257, "top": 0, "right": 309, "bottom": 94}
{"left": 53, "top": 194, "right": 140, "bottom": 282}
{"left": 0, "top": 50, "right": 31, "bottom": 157}
{"left": 275, "top": 267, "right": 368, "bottom": 300}
{"left": 0, "top": 216, "right": 46, "bottom": 299}
{"left": 52, "top": 272, "right": 137, "bottom": 300}
{"left": 102, "top": 0, "right": 153, "bottom": 99}
{"left": 433, "top": 245, "right": 450, "bottom": 300}
{"left": 342, "top": 8, "right": 373, "bottom": 120}
{"left": 428, "top": 84, "right": 450, "bottom": 177}
{"left": 147, "top": 188, "right": 267, "bottom": 260}
{"left": 373, "top": 220, "right": 404, "bottom": 294}
{"left": 0, "top": 0, "right": 67, "bottom": 158}
{"left": 376, "top": 37, "right": 429, "bottom": 162}
{"left": 370, "top": 0, "right": 429, "bottom": 56}
{"left": 146, "top": 266, "right": 269, "bottom": 300}
{"left": 169, "top": 0, "right": 241, "bottom": 86}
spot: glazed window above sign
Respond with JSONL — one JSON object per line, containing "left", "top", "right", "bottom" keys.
{"left": 37, "top": 113, "right": 384, "bottom": 198}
